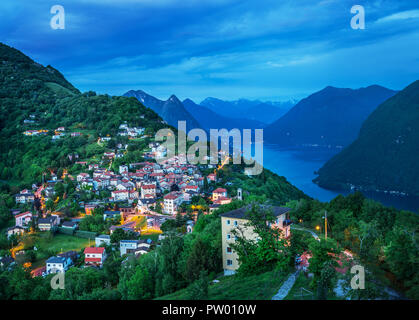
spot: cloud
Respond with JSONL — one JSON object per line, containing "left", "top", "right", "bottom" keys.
{"left": 375, "top": 9, "right": 419, "bottom": 23}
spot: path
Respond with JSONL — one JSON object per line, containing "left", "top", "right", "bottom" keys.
{"left": 271, "top": 270, "right": 300, "bottom": 300}
{"left": 291, "top": 225, "right": 320, "bottom": 241}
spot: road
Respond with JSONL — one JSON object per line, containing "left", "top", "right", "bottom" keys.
{"left": 291, "top": 225, "right": 320, "bottom": 241}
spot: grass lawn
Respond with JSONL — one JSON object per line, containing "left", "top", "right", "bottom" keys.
{"left": 27, "top": 233, "right": 91, "bottom": 267}
{"left": 156, "top": 269, "right": 290, "bottom": 300}
{"left": 140, "top": 233, "right": 160, "bottom": 242}
{"left": 35, "top": 233, "right": 91, "bottom": 253}
{"left": 284, "top": 272, "right": 343, "bottom": 300}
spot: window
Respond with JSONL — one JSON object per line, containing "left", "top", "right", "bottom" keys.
{"left": 227, "top": 234, "right": 231, "bottom": 240}
{"left": 234, "top": 220, "right": 238, "bottom": 226}
{"left": 227, "top": 259, "right": 233, "bottom": 266}
{"left": 226, "top": 247, "right": 232, "bottom": 254}
{"left": 227, "top": 219, "right": 230, "bottom": 225}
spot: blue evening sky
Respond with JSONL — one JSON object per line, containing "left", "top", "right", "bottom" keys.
{"left": 1, "top": 0, "right": 418, "bottom": 102}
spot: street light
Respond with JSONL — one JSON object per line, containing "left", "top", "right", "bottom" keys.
{"left": 315, "top": 225, "right": 320, "bottom": 231}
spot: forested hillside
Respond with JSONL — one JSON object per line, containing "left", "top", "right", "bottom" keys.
{"left": 315, "top": 80, "right": 419, "bottom": 196}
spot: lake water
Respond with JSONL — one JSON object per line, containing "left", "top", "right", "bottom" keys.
{"left": 245, "top": 143, "right": 419, "bottom": 213}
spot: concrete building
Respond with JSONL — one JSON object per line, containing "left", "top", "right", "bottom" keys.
{"left": 220, "top": 205, "right": 291, "bottom": 275}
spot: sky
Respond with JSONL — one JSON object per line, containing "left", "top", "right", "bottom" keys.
{"left": 1, "top": 0, "right": 418, "bottom": 102}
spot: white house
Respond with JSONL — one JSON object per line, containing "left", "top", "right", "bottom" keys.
{"left": 46, "top": 256, "right": 71, "bottom": 274}
{"left": 84, "top": 247, "right": 107, "bottom": 267}
{"left": 163, "top": 192, "right": 184, "bottom": 215}
{"left": 95, "top": 235, "right": 111, "bottom": 247}
{"left": 15, "top": 211, "right": 32, "bottom": 228}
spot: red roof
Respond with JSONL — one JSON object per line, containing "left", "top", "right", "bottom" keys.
{"left": 84, "top": 247, "right": 105, "bottom": 254}
{"left": 85, "top": 257, "right": 102, "bottom": 263}
{"left": 164, "top": 193, "right": 180, "bottom": 200}
{"left": 16, "top": 211, "right": 32, "bottom": 218}
{"left": 213, "top": 188, "right": 227, "bottom": 193}
{"left": 142, "top": 184, "right": 156, "bottom": 189}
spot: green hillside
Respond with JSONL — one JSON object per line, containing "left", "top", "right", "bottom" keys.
{"left": 0, "top": 42, "right": 166, "bottom": 188}
{"left": 314, "top": 80, "right": 419, "bottom": 195}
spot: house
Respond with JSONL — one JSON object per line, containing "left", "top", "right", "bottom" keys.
{"left": 31, "top": 266, "right": 46, "bottom": 278}
{"left": 15, "top": 190, "right": 35, "bottom": 204}
{"left": 163, "top": 192, "right": 184, "bottom": 215}
{"left": 38, "top": 216, "right": 59, "bottom": 231}
{"left": 84, "top": 247, "right": 107, "bottom": 267}
{"left": 57, "top": 250, "right": 79, "bottom": 264}
{"left": 61, "top": 221, "right": 78, "bottom": 230}
{"left": 119, "top": 206, "right": 136, "bottom": 219}
{"left": 120, "top": 240, "right": 140, "bottom": 256}
{"left": 220, "top": 205, "right": 291, "bottom": 276}
{"left": 103, "top": 210, "right": 120, "bottom": 220}
{"left": 46, "top": 256, "right": 72, "bottom": 274}
{"left": 120, "top": 240, "right": 150, "bottom": 256}
{"left": 207, "top": 173, "right": 217, "bottom": 183}
{"left": 213, "top": 196, "right": 232, "bottom": 206}
{"left": 119, "top": 165, "right": 129, "bottom": 175}
{"left": 15, "top": 211, "right": 32, "bottom": 227}
{"left": 137, "top": 198, "right": 156, "bottom": 212}
{"left": 71, "top": 132, "right": 81, "bottom": 137}
{"left": 95, "top": 235, "right": 111, "bottom": 247}
{"left": 77, "top": 173, "right": 90, "bottom": 182}
{"left": 140, "top": 184, "right": 157, "bottom": 198}
{"left": 212, "top": 188, "right": 227, "bottom": 201}
{"left": 6, "top": 226, "right": 25, "bottom": 238}
{"left": 85, "top": 203, "right": 99, "bottom": 215}
{"left": 88, "top": 163, "right": 99, "bottom": 170}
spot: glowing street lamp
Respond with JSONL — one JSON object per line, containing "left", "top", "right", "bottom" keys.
{"left": 315, "top": 225, "right": 320, "bottom": 231}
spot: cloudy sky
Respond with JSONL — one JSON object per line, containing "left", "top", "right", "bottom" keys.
{"left": 1, "top": 0, "right": 418, "bottom": 101}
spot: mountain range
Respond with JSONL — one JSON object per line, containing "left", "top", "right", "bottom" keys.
{"left": 199, "top": 97, "right": 295, "bottom": 124}
{"left": 123, "top": 90, "right": 200, "bottom": 132}
{"left": 314, "top": 80, "right": 419, "bottom": 196}
{"left": 264, "top": 85, "right": 397, "bottom": 147}
{"left": 124, "top": 90, "right": 274, "bottom": 132}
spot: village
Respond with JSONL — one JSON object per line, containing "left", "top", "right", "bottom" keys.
{"left": 2, "top": 122, "right": 239, "bottom": 278}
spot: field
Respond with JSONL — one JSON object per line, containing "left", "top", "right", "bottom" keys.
{"left": 157, "top": 269, "right": 290, "bottom": 300}
{"left": 22, "top": 233, "right": 91, "bottom": 269}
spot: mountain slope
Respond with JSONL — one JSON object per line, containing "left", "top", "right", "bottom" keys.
{"left": 314, "top": 80, "right": 419, "bottom": 196}
{"left": 182, "top": 98, "right": 265, "bottom": 130}
{"left": 264, "top": 85, "right": 397, "bottom": 147}
{"left": 0, "top": 43, "right": 167, "bottom": 186}
{"left": 124, "top": 90, "right": 201, "bottom": 132}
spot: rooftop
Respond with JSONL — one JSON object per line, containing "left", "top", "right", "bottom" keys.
{"left": 220, "top": 205, "right": 291, "bottom": 220}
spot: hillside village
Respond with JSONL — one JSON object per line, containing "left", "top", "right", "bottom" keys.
{"left": 3, "top": 122, "right": 240, "bottom": 278}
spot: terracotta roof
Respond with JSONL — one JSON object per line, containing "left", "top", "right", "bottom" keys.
{"left": 213, "top": 188, "right": 227, "bottom": 193}
{"left": 84, "top": 247, "right": 105, "bottom": 254}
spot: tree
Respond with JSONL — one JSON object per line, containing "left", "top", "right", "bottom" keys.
{"left": 110, "top": 228, "right": 137, "bottom": 244}
{"left": 308, "top": 237, "right": 340, "bottom": 299}
{"left": 230, "top": 204, "right": 291, "bottom": 276}
{"left": 186, "top": 271, "right": 209, "bottom": 300}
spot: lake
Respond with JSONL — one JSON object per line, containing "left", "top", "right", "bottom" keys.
{"left": 244, "top": 143, "right": 419, "bottom": 213}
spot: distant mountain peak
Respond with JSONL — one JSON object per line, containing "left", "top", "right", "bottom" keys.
{"left": 264, "top": 84, "right": 397, "bottom": 147}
